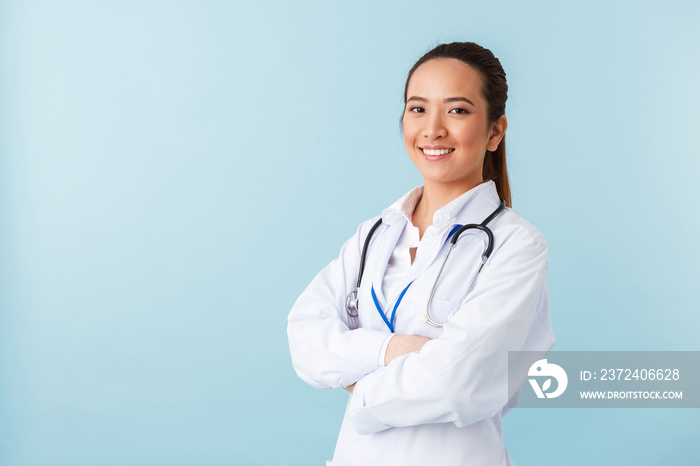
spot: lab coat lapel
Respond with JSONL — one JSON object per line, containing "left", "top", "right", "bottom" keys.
{"left": 368, "top": 219, "right": 405, "bottom": 309}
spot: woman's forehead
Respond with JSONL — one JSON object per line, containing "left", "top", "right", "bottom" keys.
{"left": 408, "top": 58, "right": 484, "bottom": 99}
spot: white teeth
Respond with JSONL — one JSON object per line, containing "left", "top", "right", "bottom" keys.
{"left": 422, "top": 148, "right": 454, "bottom": 156}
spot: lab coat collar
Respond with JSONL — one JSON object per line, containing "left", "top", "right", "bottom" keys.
{"left": 450, "top": 181, "right": 502, "bottom": 227}
{"left": 381, "top": 181, "right": 500, "bottom": 228}
{"left": 381, "top": 186, "right": 423, "bottom": 226}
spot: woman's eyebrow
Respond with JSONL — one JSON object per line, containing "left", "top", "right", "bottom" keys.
{"left": 406, "top": 96, "right": 476, "bottom": 107}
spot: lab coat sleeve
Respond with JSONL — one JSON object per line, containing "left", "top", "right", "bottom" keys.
{"left": 347, "top": 235, "right": 555, "bottom": 434}
{"left": 287, "top": 220, "right": 392, "bottom": 389}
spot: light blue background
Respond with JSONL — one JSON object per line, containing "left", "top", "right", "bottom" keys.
{"left": 1, "top": 1, "right": 698, "bottom": 465}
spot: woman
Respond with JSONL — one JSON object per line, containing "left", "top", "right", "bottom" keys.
{"left": 287, "top": 42, "right": 555, "bottom": 466}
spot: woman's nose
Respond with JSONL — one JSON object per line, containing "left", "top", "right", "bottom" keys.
{"left": 423, "top": 113, "right": 447, "bottom": 139}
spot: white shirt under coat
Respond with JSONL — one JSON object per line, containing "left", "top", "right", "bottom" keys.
{"left": 287, "top": 180, "right": 556, "bottom": 466}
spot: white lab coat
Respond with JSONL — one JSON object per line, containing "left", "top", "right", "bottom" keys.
{"left": 288, "top": 181, "right": 555, "bottom": 466}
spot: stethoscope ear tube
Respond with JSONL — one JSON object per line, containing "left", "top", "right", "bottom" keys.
{"left": 451, "top": 224, "right": 495, "bottom": 258}
{"left": 356, "top": 218, "right": 384, "bottom": 288}
{"left": 424, "top": 199, "right": 505, "bottom": 328}
{"left": 450, "top": 199, "right": 505, "bottom": 256}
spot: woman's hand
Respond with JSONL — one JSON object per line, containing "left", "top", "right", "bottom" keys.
{"left": 384, "top": 335, "right": 432, "bottom": 366}
{"left": 343, "top": 335, "right": 431, "bottom": 394}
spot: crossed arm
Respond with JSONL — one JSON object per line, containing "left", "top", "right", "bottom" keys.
{"left": 343, "top": 334, "right": 432, "bottom": 393}
{"left": 288, "top": 221, "right": 554, "bottom": 434}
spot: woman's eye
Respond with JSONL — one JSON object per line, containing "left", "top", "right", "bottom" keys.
{"left": 408, "top": 106, "right": 425, "bottom": 113}
{"left": 449, "top": 108, "right": 469, "bottom": 114}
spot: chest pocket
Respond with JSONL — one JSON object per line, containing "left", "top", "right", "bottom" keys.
{"left": 425, "top": 296, "right": 461, "bottom": 325}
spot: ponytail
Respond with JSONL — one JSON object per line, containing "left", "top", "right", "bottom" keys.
{"left": 483, "top": 138, "right": 511, "bottom": 207}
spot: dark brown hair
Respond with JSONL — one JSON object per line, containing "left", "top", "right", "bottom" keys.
{"left": 403, "top": 42, "right": 511, "bottom": 206}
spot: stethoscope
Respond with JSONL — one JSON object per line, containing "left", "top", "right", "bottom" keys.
{"left": 345, "top": 200, "right": 506, "bottom": 330}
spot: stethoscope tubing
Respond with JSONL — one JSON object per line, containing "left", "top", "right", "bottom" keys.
{"left": 347, "top": 199, "right": 506, "bottom": 330}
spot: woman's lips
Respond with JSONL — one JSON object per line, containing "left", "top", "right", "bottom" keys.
{"left": 420, "top": 147, "right": 455, "bottom": 161}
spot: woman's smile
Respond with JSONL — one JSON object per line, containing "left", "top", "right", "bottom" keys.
{"left": 420, "top": 146, "right": 456, "bottom": 160}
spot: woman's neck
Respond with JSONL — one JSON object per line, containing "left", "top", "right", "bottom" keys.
{"left": 412, "top": 179, "right": 483, "bottom": 239}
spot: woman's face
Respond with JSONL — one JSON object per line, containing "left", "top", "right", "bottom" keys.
{"left": 402, "top": 58, "right": 506, "bottom": 191}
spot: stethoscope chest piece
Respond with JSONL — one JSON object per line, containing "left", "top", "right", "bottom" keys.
{"left": 344, "top": 218, "right": 385, "bottom": 320}
{"left": 346, "top": 291, "right": 359, "bottom": 317}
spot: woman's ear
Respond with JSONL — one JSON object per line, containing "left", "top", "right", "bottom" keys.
{"left": 486, "top": 115, "right": 508, "bottom": 152}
